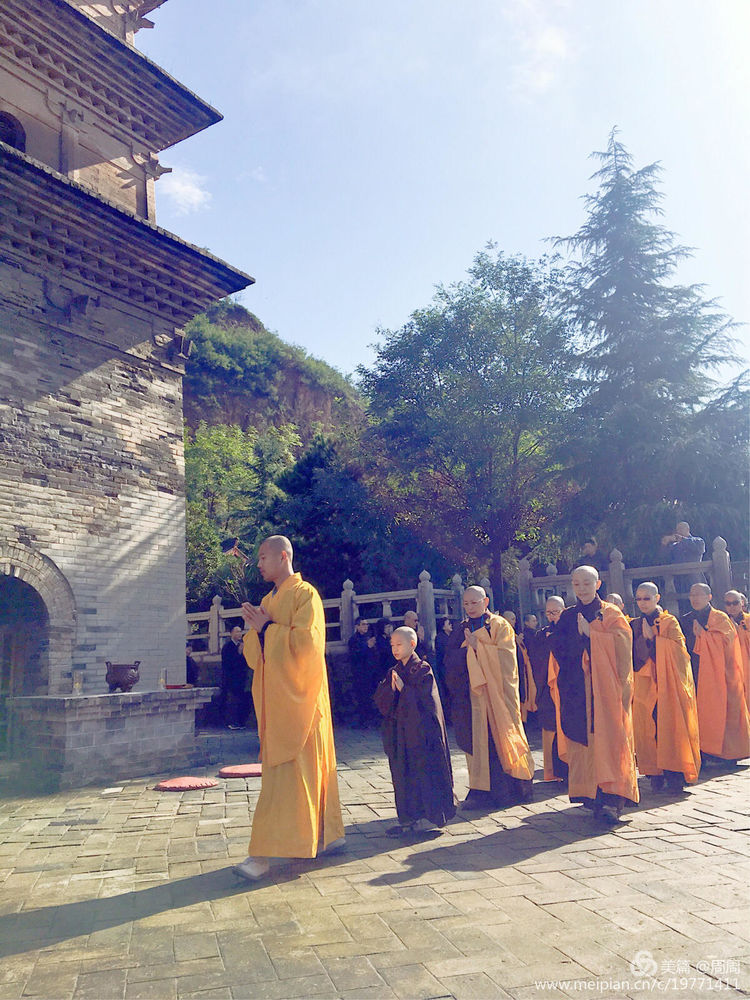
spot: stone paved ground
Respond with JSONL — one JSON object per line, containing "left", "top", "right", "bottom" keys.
{"left": 1, "top": 726, "right": 749, "bottom": 1000}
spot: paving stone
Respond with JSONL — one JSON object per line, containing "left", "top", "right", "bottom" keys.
{"left": 1, "top": 727, "right": 749, "bottom": 1000}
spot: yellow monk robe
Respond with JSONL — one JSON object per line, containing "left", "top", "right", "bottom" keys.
{"left": 631, "top": 610, "right": 700, "bottom": 783}
{"left": 463, "top": 614, "right": 535, "bottom": 790}
{"left": 243, "top": 573, "right": 345, "bottom": 857}
{"left": 550, "top": 600, "right": 639, "bottom": 805}
{"left": 731, "top": 612, "right": 750, "bottom": 714}
{"left": 515, "top": 633, "right": 537, "bottom": 723}
{"left": 547, "top": 652, "right": 568, "bottom": 777}
{"left": 693, "top": 608, "right": 750, "bottom": 761}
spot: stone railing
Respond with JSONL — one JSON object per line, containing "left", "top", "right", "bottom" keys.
{"left": 186, "top": 570, "right": 492, "bottom": 655}
{"left": 518, "top": 536, "right": 735, "bottom": 618}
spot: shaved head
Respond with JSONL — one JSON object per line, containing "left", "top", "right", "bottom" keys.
{"left": 725, "top": 590, "right": 743, "bottom": 603}
{"left": 572, "top": 565, "right": 599, "bottom": 584}
{"left": 262, "top": 534, "right": 293, "bottom": 560}
{"left": 691, "top": 583, "right": 711, "bottom": 597}
{"left": 465, "top": 586, "right": 487, "bottom": 600}
{"left": 546, "top": 596, "right": 564, "bottom": 610}
{"left": 689, "top": 582, "right": 712, "bottom": 611}
{"left": 636, "top": 582, "right": 659, "bottom": 598}
{"left": 545, "top": 594, "right": 565, "bottom": 624}
{"left": 392, "top": 626, "right": 417, "bottom": 643}
{"left": 676, "top": 522, "right": 690, "bottom": 536}
{"left": 606, "top": 593, "right": 624, "bottom": 609}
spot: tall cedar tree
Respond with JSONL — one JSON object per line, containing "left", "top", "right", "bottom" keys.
{"left": 555, "top": 130, "right": 747, "bottom": 561}
{"left": 358, "top": 250, "right": 575, "bottom": 603}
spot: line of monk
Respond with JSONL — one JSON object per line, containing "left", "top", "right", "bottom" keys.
{"left": 232, "top": 538, "right": 749, "bottom": 881}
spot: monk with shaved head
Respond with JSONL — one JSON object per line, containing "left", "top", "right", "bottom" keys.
{"left": 373, "top": 627, "right": 455, "bottom": 837}
{"left": 681, "top": 583, "right": 750, "bottom": 765}
{"left": 444, "top": 586, "right": 534, "bottom": 810}
{"left": 532, "top": 596, "right": 568, "bottom": 782}
{"left": 235, "top": 534, "right": 344, "bottom": 880}
{"left": 631, "top": 582, "right": 700, "bottom": 793}
{"left": 548, "top": 566, "right": 638, "bottom": 824}
{"left": 725, "top": 591, "right": 750, "bottom": 714}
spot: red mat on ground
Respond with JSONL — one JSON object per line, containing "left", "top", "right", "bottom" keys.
{"left": 154, "top": 776, "right": 219, "bottom": 791}
{"left": 218, "top": 763, "right": 263, "bottom": 778}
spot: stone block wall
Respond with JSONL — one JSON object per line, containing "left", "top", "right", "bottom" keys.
{"left": 9, "top": 689, "right": 218, "bottom": 789}
{"left": 0, "top": 259, "right": 188, "bottom": 694}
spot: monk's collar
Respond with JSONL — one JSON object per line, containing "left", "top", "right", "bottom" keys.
{"left": 466, "top": 613, "right": 489, "bottom": 631}
{"left": 270, "top": 572, "right": 301, "bottom": 596}
{"left": 576, "top": 596, "right": 602, "bottom": 622}
{"left": 694, "top": 604, "right": 712, "bottom": 626}
{"left": 644, "top": 608, "right": 659, "bottom": 625}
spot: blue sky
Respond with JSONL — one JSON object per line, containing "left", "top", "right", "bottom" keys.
{"left": 139, "top": 0, "right": 750, "bottom": 376}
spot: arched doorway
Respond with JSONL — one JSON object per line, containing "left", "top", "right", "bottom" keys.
{"left": 0, "top": 576, "right": 49, "bottom": 752}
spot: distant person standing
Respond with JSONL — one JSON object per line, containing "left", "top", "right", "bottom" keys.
{"left": 348, "top": 618, "right": 378, "bottom": 726}
{"left": 579, "top": 539, "right": 608, "bottom": 576}
{"left": 403, "top": 610, "right": 430, "bottom": 660}
{"left": 661, "top": 522, "right": 706, "bottom": 611}
{"left": 221, "top": 625, "right": 249, "bottom": 730}
{"left": 186, "top": 642, "right": 200, "bottom": 686}
{"left": 725, "top": 591, "right": 750, "bottom": 714}
{"left": 434, "top": 618, "right": 454, "bottom": 722}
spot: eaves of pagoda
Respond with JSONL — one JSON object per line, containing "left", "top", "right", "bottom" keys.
{"left": 0, "top": 142, "right": 253, "bottom": 329}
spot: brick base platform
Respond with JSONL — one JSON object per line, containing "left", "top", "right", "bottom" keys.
{"left": 8, "top": 688, "right": 218, "bottom": 790}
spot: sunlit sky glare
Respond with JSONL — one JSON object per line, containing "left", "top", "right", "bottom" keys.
{"left": 139, "top": 0, "right": 750, "bottom": 376}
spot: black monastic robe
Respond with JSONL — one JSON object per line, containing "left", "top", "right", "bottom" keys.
{"left": 374, "top": 653, "right": 455, "bottom": 828}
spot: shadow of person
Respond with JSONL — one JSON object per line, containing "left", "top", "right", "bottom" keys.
{"left": 364, "top": 801, "right": 623, "bottom": 888}
{"left": 0, "top": 866, "right": 249, "bottom": 960}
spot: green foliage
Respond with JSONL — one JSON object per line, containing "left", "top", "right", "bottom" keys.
{"left": 184, "top": 421, "right": 301, "bottom": 608}
{"left": 183, "top": 300, "right": 361, "bottom": 437}
{"left": 358, "top": 249, "right": 576, "bottom": 600}
{"left": 554, "top": 130, "right": 748, "bottom": 560}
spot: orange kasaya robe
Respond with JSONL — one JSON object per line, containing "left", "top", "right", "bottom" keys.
{"left": 731, "top": 612, "right": 750, "bottom": 714}
{"left": 631, "top": 610, "right": 701, "bottom": 783}
{"left": 459, "top": 614, "right": 535, "bottom": 791}
{"left": 549, "top": 600, "right": 639, "bottom": 805}
{"left": 693, "top": 609, "right": 750, "bottom": 761}
{"left": 243, "top": 573, "right": 344, "bottom": 857}
{"left": 516, "top": 634, "right": 537, "bottom": 723}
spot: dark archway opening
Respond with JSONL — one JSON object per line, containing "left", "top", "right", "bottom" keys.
{"left": 0, "top": 576, "right": 49, "bottom": 752}
{"left": 0, "top": 112, "right": 26, "bottom": 153}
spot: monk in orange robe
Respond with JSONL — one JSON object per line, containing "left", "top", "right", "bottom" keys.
{"left": 631, "top": 582, "right": 700, "bottom": 793}
{"left": 445, "top": 587, "right": 535, "bottom": 810}
{"left": 682, "top": 583, "right": 750, "bottom": 765}
{"left": 725, "top": 590, "right": 750, "bottom": 713}
{"left": 535, "top": 596, "right": 568, "bottom": 782}
{"left": 235, "top": 535, "right": 344, "bottom": 880}
{"left": 549, "top": 566, "right": 639, "bottom": 824}
{"left": 515, "top": 618, "right": 537, "bottom": 723}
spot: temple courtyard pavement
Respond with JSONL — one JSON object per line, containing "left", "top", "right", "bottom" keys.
{"left": 1, "top": 726, "right": 749, "bottom": 1000}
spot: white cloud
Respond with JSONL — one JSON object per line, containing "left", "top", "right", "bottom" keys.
{"left": 504, "top": 0, "right": 572, "bottom": 97}
{"left": 157, "top": 166, "right": 212, "bottom": 215}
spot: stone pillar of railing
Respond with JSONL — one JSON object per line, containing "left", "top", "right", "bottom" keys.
{"left": 608, "top": 549, "right": 625, "bottom": 599}
{"left": 480, "top": 576, "right": 495, "bottom": 613}
{"left": 662, "top": 573, "right": 679, "bottom": 616}
{"left": 340, "top": 579, "right": 356, "bottom": 642}
{"left": 208, "top": 594, "right": 223, "bottom": 655}
{"left": 518, "top": 558, "right": 532, "bottom": 617}
{"left": 451, "top": 573, "right": 464, "bottom": 621}
{"left": 711, "top": 537, "right": 732, "bottom": 598}
{"left": 417, "top": 570, "right": 437, "bottom": 648}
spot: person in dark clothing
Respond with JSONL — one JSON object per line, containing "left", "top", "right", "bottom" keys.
{"left": 403, "top": 610, "right": 431, "bottom": 660}
{"left": 373, "top": 618, "right": 395, "bottom": 677}
{"left": 531, "top": 597, "right": 568, "bottom": 783}
{"left": 579, "top": 540, "right": 607, "bottom": 595}
{"left": 434, "top": 618, "right": 454, "bottom": 723}
{"left": 186, "top": 642, "right": 200, "bottom": 686}
{"left": 221, "top": 625, "right": 250, "bottom": 729}
{"left": 374, "top": 626, "right": 455, "bottom": 837}
{"left": 348, "top": 618, "right": 378, "bottom": 726}
{"left": 661, "top": 522, "right": 707, "bottom": 613}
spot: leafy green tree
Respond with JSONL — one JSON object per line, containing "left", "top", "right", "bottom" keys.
{"left": 184, "top": 421, "right": 300, "bottom": 608}
{"left": 554, "top": 130, "right": 748, "bottom": 561}
{"left": 358, "top": 249, "right": 575, "bottom": 602}
{"left": 268, "top": 437, "right": 453, "bottom": 597}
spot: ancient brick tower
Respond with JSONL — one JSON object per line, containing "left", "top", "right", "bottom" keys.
{"left": 0, "top": 0, "right": 252, "bottom": 782}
